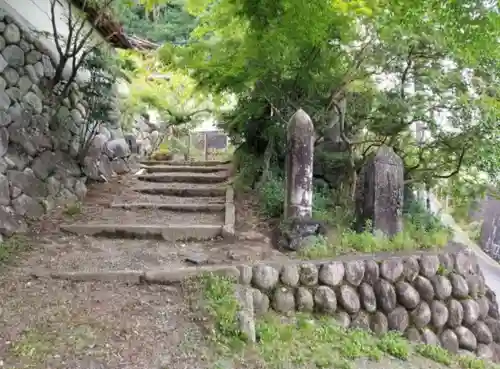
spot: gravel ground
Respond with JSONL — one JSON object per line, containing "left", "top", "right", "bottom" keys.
{"left": 0, "top": 270, "right": 211, "bottom": 369}
{"left": 21, "top": 233, "right": 289, "bottom": 272}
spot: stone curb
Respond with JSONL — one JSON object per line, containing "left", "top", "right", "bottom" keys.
{"left": 131, "top": 185, "right": 227, "bottom": 197}
{"left": 222, "top": 181, "right": 236, "bottom": 239}
{"left": 31, "top": 270, "right": 145, "bottom": 283}
{"left": 140, "top": 160, "right": 231, "bottom": 167}
{"left": 137, "top": 173, "right": 228, "bottom": 184}
{"left": 110, "top": 202, "right": 225, "bottom": 212}
{"left": 60, "top": 223, "right": 223, "bottom": 241}
{"left": 29, "top": 243, "right": 468, "bottom": 285}
{"left": 140, "top": 164, "right": 230, "bottom": 173}
{"left": 31, "top": 265, "right": 241, "bottom": 284}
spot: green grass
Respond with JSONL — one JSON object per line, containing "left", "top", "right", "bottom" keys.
{"left": 256, "top": 315, "right": 410, "bottom": 368}
{"left": 298, "top": 221, "right": 450, "bottom": 260}
{"left": 199, "top": 274, "right": 500, "bottom": 369}
{"left": 416, "top": 344, "right": 454, "bottom": 366}
{"left": 0, "top": 235, "right": 32, "bottom": 265}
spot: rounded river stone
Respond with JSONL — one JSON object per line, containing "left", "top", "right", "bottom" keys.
{"left": 419, "top": 255, "right": 440, "bottom": 278}
{"left": 252, "top": 265, "right": 279, "bottom": 290}
{"left": 387, "top": 306, "right": 409, "bottom": 332}
{"left": 431, "top": 300, "right": 449, "bottom": 329}
{"left": 280, "top": 264, "right": 300, "bottom": 287}
{"left": 299, "top": 263, "right": 319, "bottom": 286}
{"left": 414, "top": 276, "right": 435, "bottom": 302}
{"left": 447, "top": 299, "right": 464, "bottom": 328}
{"left": 395, "top": 281, "right": 420, "bottom": 309}
{"left": 431, "top": 275, "right": 452, "bottom": 300}
{"left": 314, "top": 286, "right": 337, "bottom": 314}
{"left": 272, "top": 287, "right": 295, "bottom": 314}
{"left": 380, "top": 258, "right": 404, "bottom": 283}
{"left": 295, "top": 287, "right": 314, "bottom": 312}
{"left": 456, "top": 326, "right": 477, "bottom": 351}
{"left": 363, "top": 260, "right": 379, "bottom": 285}
{"left": 371, "top": 311, "right": 388, "bottom": 336}
{"left": 338, "top": 284, "right": 361, "bottom": 314}
{"left": 344, "top": 260, "right": 365, "bottom": 286}
{"left": 411, "top": 301, "right": 432, "bottom": 328}
{"left": 359, "top": 283, "right": 377, "bottom": 312}
{"left": 374, "top": 279, "right": 397, "bottom": 313}
{"left": 318, "top": 262, "right": 344, "bottom": 287}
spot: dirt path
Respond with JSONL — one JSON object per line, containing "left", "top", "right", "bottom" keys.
{"left": 0, "top": 275, "right": 209, "bottom": 369}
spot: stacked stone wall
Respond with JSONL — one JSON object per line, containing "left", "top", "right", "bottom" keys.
{"left": 236, "top": 247, "right": 500, "bottom": 360}
{"left": 0, "top": 11, "right": 132, "bottom": 239}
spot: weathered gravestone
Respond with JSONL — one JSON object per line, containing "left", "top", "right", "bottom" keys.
{"left": 355, "top": 145, "right": 404, "bottom": 237}
{"left": 477, "top": 195, "right": 500, "bottom": 260}
{"left": 280, "top": 109, "right": 326, "bottom": 251}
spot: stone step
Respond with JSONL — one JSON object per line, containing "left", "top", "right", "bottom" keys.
{"left": 60, "top": 223, "right": 223, "bottom": 241}
{"left": 140, "top": 160, "right": 231, "bottom": 167}
{"left": 137, "top": 173, "right": 228, "bottom": 184}
{"left": 110, "top": 202, "right": 226, "bottom": 212}
{"left": 132, "top": 185, "right": 227, "bottom": 197}
{"left": 141, "top": 164, "right": 229, "bottom": 173}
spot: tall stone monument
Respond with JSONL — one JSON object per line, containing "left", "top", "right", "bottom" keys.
{"left": 284, "top": 109, "right": 315, "bottom": 219}
{"left": 355, "top": 145, "right": 404, "bottom": 237}
{"left": 280, "top": 109, "right": 325, "bottom": 251}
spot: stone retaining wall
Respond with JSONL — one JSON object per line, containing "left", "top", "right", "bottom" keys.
{"left": 236, "top": 247, "right": 500, "bottom": 361}
{"left": 0, "top": 12, "right": 132, "bottom": 240}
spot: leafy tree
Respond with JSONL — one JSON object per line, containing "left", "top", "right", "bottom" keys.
{"left": 113, "top": 0, "right": 197, "bottom": 44}
{"left": 117, "top": 48, "right": 227, "bottom": 134}
{"left": 159, "top": 0, "right": 500, "bottom": 202}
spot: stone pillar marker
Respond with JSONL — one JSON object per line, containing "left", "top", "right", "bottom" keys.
{"left": 355, "top": 145, "right": 404, "bottom": 237}
{"left": 477, "top": 195, "right": 500, "bottom": 260}
{"left": 284, "top": 109, "right": 315, "bottom": 220}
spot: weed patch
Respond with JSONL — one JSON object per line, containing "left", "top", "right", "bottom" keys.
{"left": 63, "top": 202, "right": 82, "bottom": 217}
{"left": 416, "top": 344, "right": 454, "bottom": 366}
{"left": 0, "top": 235, "right": 31, "bottom": 265}
{"left": 199, "top": 273, "right": 247, "bottom": 354}
{"left": 298, "top": 220, "right": 450, "bottom": 259}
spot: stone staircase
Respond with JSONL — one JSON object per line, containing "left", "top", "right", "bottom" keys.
{"left": 28, "top": 157, "right": 288, "bottom": 282}
{"left": 60, "top": 159, "right": 235, "bottom": 242}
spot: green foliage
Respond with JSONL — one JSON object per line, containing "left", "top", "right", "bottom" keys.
{"left": 114, "top": 0, "right": 197, "bottom": 44}
{"left": 257, "top": 175, "right": 344, "bottom": 224}
{"left": 258, "top": 174, "right": 284, "bottom": 219}
{"left": 76, "top": 48, "right": 121, "bottom": 162}
{"left": 199, "top": 273, "right": 246, "bottom": 353}
{"left": 403, "top": 199, "right": 444, "bottom": 234}
{"left": 159, "top": 0, "right": 500, "bottom": 210}
{"left": 298, "top": 218, "right": 450, "bottom": 259}
{"left": 116, "top": 49, "right": 222, "bottom": 133}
